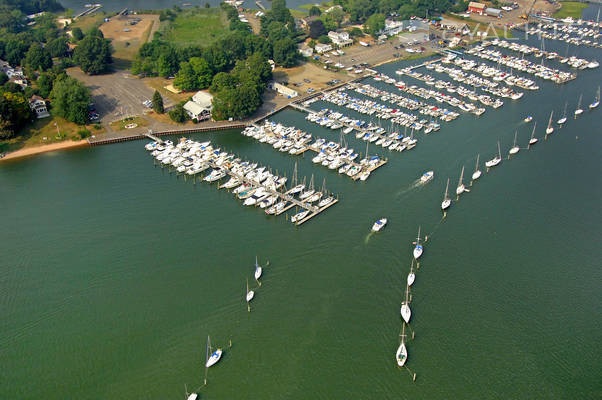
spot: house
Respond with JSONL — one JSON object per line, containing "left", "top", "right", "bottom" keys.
{"left": 314, "top": 43, "right": 333, "bottom": 54}
{"left": 468, "top": 2, "right": 486, "bottom": 15}
{"left": 183, "top": 91, "right": 213, "bottom": 121}
{"left": 327, "top": 31, "right": 353, "bottom": 47}
{"left": 298, "top": 46, "right": 314, "bottom": 57}
{"left": 268, "top": 82, "right": 298, "bottom": 98}
{"left": 485, "top": 8, "right": 503, "bottom": 18}
{"left": 29, "top": 96, "right": 50, "bottom": 118}
{"left": 383, "top": 19, "right": 404, "bottom": 36}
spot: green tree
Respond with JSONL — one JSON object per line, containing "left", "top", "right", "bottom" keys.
{"left": 49, "top": 76, "right": 91, "bottom": 125}
{"left": 318, "top": 35, "right": 331, "bottom": 44}
{"left": 86, "top": 27, "right": 104, "bottom": 38}
{"left": 364, "top": 13, "right": 386, "bottom": 36}
{"left": 71, "top": 27, "right": 83, "bottom": 41}
{"left": 348, "top": 0, "right": 375, "bottom": 23}
{"left": 73, "top": 35, "right": 113, "bottom": 75}
{"left": 173, "top": 61, "right": 197, "bottom": 91}
{"left": 309, "top": 6, "right": 321, "bottom": 16}
{"left": 323, "top": 7, "right": 345, "bottom": 28}
{"left": 36, "top": 72, "right": 54, "bottom": 98}
{"left": 152, "top": 90, "right": 164, "bottom": 113}
{"left": 190, "top": 57, "right": 212, "bottom": 89}
{"left": 168, "top": 102, "right": 188, "bottom": 123}
{"left": 45, "top": 36, "right": 68, "bottom": 58}
{"left": 309, "top": 19, "right": 327, "bottom": 39}
{"left": 272, "top": 37, "right": 299, "bottom": 67}
{"left": 24, "top": 42, "right": 52, "bottom": 71}
{"left": 347, "top": 27, "right": 364, "bottom": 37}
{"left": 0, "top": 90, "right": 33, "bottom": 139}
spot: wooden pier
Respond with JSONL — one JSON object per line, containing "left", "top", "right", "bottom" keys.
{"left": 295, "top": 197, "right": 339, "bottom": 226}
{"left": 75, "top": 5, "right": 101, "bottom": 19}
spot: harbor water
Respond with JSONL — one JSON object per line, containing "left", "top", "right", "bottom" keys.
{"left": 1, "top": 10, "right": 602, "bottom": 400}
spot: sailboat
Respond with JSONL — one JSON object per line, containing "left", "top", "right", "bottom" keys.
{"left": 288, "top": 162, "right": 304, "bottom": 194}
{"left": 545, "top": 111, "right": 554, "bottom": 135}
{"left": 557, "top": 102, "right": 568, "bottom": 124}
{"left": 590, "top": 86, "right": 600, "bottom": 109}
{"left": 413, "top": 226, "right": 423, "bottom": 259}
{"left": 407, "top": 259, "right": 416, "bottom": 287}
{"left": 254, "top": 256, "right": 262, "bottom": 280}
{"left": 396, "top": 323, "right": 408, "bottom": 367}
{"left": 205, "top": 336, "right": 222, "bottom": 368}
{"left": 456, "top": 166, "right": 465, "bottom": 195}
{"left": 574, "top": 94, "right": 583, "bottom": 117}
{"left": 509, "top": 130, "right": 520, "bottom": 155}
{"left": 400, "top": 284, "right": 411, "bottom": 324}
{"left": 299, "top": 174, "right": 315, "bottom": 200}
{"left": 472, "top": 154, "right": 482, "bottom": 180}
{"left": 246, "top": 279, "right": 254, "bottom": 302}
{"left": 441, "top": 178, "right": 451, "bottom": 210}
{"left": 485, "top": 141, "right": 502, "bottom": 168}
{"left": 528, "top": 122, "right": 538, "bottom": 146}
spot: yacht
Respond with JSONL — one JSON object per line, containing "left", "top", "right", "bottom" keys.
{"left": 524, "top": 115, "right": 533, "bottom": 123}
{"left": 413, "top": 226, "right": 423, "bottom": 260}
{"left": 420, "top": 171, "right": 434, "bottom": 183}
{"left": 456, "top": 166, "right": 465, "bottom": 195}
{"left": 472, "top": 154, "right": 482, "bottom": 180}
{"left": 243, "top": 188, "right": 269, "bottom": 206}
{"left": 485, "top": 142, "right": 502, "bottom": 168}
{"left": 441, "top": 178, "right": 451, "bottom": 210}
{"left": 371, "top": 218, "right": 388, "bottom": 232}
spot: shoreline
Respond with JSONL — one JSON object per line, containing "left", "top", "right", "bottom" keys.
{"left": 1, "top": 140, "right": 89, "bottom": 162}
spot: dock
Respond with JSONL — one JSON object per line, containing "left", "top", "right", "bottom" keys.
{"left": 74, "top": 5, "right": 102, "bottom": 19}
{"left": 294, "top": 197, "right": 339, "bottom": 226}
{"left": 255, "top": 1, "right": 266, "bottom": 10}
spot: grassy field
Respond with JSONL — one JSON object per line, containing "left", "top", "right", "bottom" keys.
{"left": 0, "top": 117, "right": 104, "bottom": 154}
{"left": 552, "top": 1, "right": 588, "bottom": 19}
{"left": 159, "top": 8, "right": 230, "bottom": 47}
{"left": 100, "top": 15, "right": 159, "bottom": 69}
{"left": 69, "top": 13, "right": 106, "bottom": 32}
{"left": 109, "top": 116, "right": 149, "bottom": 131}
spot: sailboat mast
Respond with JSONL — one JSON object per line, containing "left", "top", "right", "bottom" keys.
{"left": 513, "top": 131, "right": 518, "bottom": 146}
{"left": 531, "top": 121, "right": 537, "bottom": 139}
{"left": 444, "top": 178, "right": 450, "bottom": 200}
{"left": 497, "top": 141, "right": 501, "bottom": 158}
{"left": 475, "top": 154, "right": 480, "bottom": 172}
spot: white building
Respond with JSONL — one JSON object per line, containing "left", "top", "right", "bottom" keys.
{"left": 29, "top": 96, "right": 50, "bottom": 118}
{"left": 298, "top": 46, "right": 314, "bottom": 57}
{"left": 314, "top": 43, "right": 333, "bottom": 54}
{"left": 269, "top": 82, "right": 298, "bottom": 98}
{"left": 183, "top": 91, "right": 213, "bottom": 121}
{"left": 383, "top": 19, "right": 404, "bottom": 36}
{"left": 327, "top": 31, "right": 353, "bottom": 47}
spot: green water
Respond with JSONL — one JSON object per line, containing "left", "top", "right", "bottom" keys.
{"left": 2, "top": 22, "right": 602, "bottom": 399}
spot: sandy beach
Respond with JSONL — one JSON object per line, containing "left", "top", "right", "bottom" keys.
{"left": 1, "top": 140, "right": 89, "bottom": 161}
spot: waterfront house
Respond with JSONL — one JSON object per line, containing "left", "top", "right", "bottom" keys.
{"left": 328, "top": 31, "right": 353, "bottom": 47}
{"left": 315, "top": 43, "right": 333, "bottom": 54}
{"left": 298, "top": 46, "right": 314, "bottom": 57}
{"left": 184, "top": 91, "right": 213, "bottom": 121}
{"left": 29, "top": 95, "right": 50, "bottom": 118}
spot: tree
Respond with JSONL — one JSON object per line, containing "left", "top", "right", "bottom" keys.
{"left": 49, "top": 75, "right": 91, "bottom": 125}
{"left": 152, "top": 90, "right": 164, "bottom": 113}
{"left": 86, "top": 27, "right": 104, "bottom": 38}
{"left": 309, "top": 19, "right": 327, "bottom": 39}
{"left": 190, "top": 57, "right": 213, "bottom": 89}
{"left": 347, "top": 27, "right": 364, "bottom": 37}
{"left": 323, "top": 7, "right": 345, "bottom": 28}
{"left": 272, "top": 37, "right": 299, "bottom": 68}
{"left": 210, "top": 72, "right": 238, "bottom": 94}
{"left": 348, "top": 0, "right": 376, "bottom": 23}
{"left": 308, "top": 6, "right": 321, "bottom": 16}
{"left": 211, "top": 83, "right": 261, "bottom": 120}
{"left": 36, "top": 72, "right": 54, "bottom": 98}
{"left": 364, "top": 13, "right": 386, "bottom": 36}
{"left": 0, "top": 72, "right": 7, "bottom": 85}
{"left": 45, "top": 36, "right": 68, "bottom": 58}
{"left": 318, "top": 35, "right": 331, "bottom": 44}
{"left": 73, "top": 35, "right": 113, "bottom": 75}
{"left": 71, "top": 27, "right": 83, "bottom": 41}
{"left": 24, "top": 43, "right": 52, "bottom": 71}
{"left": 0, "top": 90, "right": 33, "bottom": 139}
{"left": 173, "top": 61, "right": 196, "bottom": 91}
{"left": 168, "top": 102, "right": 188, "bottom": 123}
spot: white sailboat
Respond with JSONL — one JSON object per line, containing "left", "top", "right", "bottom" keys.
{"left": 254, "top": 256, "right": 262, "bottom": 281}
{"left": 246, "top": 279, "right": 254, "bottom": 302}
{"left": 528, "top": 122, "right": 538, "bottom": 146}
{"left": 441, "top": 178, "right": 451, "bottom": 210}
{"left": 400, "top": 284, "right": 411, "bottom": 324}
{"left": 545, "top": 111, "right": 554, "bottom": 135}
{"left": 574, "top": 94, "right": 583, "bottom": 117}
{"left": 412, "top": 226, "right": 423, "bottom": 259}
{"left": 557, "top": 102, "right": 568, "bottom": 124}
{"left": 590, "top": 86, "right": 600, "bottom": 109}
{"left": 205, "top": 336, "right": 222, "bottom": 368}
{"left": 485, "top": 141, "right": 502, "bottom": 168}
{"left": 509, "top": 130, "right": 520, "bottom": 155}
{"left": 407, "top": 259, "right": 416, "bottom": 287}
{"left": 396, "top": 323, "right": 408, "bottom": 367}
{"left": 472, "top": 154, "right": 482, "bottom": 181}
{"left": 456, "top": 166, "right": 465, "bottom": 195}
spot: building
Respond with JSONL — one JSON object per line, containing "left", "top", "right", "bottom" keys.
{"left": 298, "top": 46, "right": 314, "bottom": 57}
{"left": 485, "top": 8, "right": 503, "bottom": 18}
{"left": 183, "top": 91, "right": 213, "bottom": 121}
{"left": 383, "top": 19, "right": 404, "bottom": 36}
{"left": 29, "top": 96, "right": 50, "bottom": 118}
{"left": 268, "top": 82, "right": 298, "bottom": 98}
{"left": 468, "top": 2, "right": 486, "bottom": 15}
{"left": 314, "top": 43, "right": 333, "bottom": 54}
{"left": 327, "top": 31, "right": 353, "bottom": 47}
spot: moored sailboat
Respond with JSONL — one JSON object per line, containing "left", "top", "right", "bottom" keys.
{"left": 441, "top": 178, "right": 451, "bottom": 210}
{"left": 396, "top": 323, "right": 408, "bottom": 367}
{"left": 545, "top": 111, "right": 554, "bottom": 135}
{"left": 485, "top": 141, "right": 502, "bottom": 168}
{"left": 557, "top": 102, "right": 568, "bottom": 124}
{"left": 254, "top": 256, "right": 262, "bottom": 280}
{"left": 509, "top": 130, "right": 520, "bottom": 155}
{"left": 456, "top": 166, "right": 465, "bottom": 195}
{"left": 246, "top": 279, "right": 254, "bottom": 303}
{"left": 472, "top": 154, "right": 482, "bottom": 181}
{"left": 407, "top": 259, "right": 416, "bottom": 287}
{"left": 590, "top": 86, "right": 600, "bottom": 109}
{"left": 574, "top": 94, "right": 583, "bottom": 117}
{"left": 412, "top": 226, "right": 423, "bottom": 259}
{"left": 400, "top": 284, "right": 411, "bottom": 324}
{"left": 205, "top": 336, "right": 222, "bottom": 368}
{"left": 528, "top": 122, "right": 538, "bottom": 146}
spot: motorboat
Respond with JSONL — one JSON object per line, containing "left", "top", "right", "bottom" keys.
{"left": 371, "top": 218, "right": 388, "bottom": 232}
{"left": 420, "top": 171, "right": 434, "bottom": 183}
{"left": 524, "top": 115, "right": 533, "bottom": 123}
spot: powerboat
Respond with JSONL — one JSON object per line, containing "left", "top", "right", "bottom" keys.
{"left": 371, "top": 218, "right": 388, "bottom": 232}
{"left": 420, "top": 171, "right": 434, "bottom": 183}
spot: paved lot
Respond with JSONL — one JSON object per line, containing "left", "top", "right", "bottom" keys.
{"left": 68, "top": 68, "right": 176, "bottom": 124}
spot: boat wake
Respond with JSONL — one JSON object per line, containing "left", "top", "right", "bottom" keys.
{"left": 364, "top": 232, "right": 373, "bottom": 244}
{"left": 395, "top": 179, "right": 422, "bottom": 198}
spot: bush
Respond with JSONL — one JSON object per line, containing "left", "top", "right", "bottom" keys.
{"left": 77, "top": 128, "right": 91, "bottom": 139}
{"left": 93, "top": 124, "right": 102, "bottom": 130}
{"left": 168, "top": 103, "right": 188, "bottom": 123}
{"left": 318, "top": 35, "right": 331, "bottom": 44}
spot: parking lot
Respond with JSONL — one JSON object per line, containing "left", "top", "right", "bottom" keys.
{"left": 68, "top": 68, "right": 176, "bottom": 124}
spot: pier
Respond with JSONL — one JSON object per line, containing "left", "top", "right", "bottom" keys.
{"left": 74, "top": 5, "right": 102, "bottom": 18}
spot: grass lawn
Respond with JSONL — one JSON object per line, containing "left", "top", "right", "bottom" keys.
{"left": 69, "top": 13, "right": 106, "bottom": 32}
{"left": 109, "top": 116, "right": 149, "bottom": 131}
{"left": 143, "top": 77, "right": 192, "bottom": 103}
{"left": 0, "top": 116, "right": 104, "bottom": 154}
{"left": 552, "top": 2, "right": 588, "bottom": 19}
{"left": 159, "top": 8, "right": 230, "bottom": 47}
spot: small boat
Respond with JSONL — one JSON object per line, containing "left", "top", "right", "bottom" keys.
{"left": 472, "top": 154, "right": 482, "bottom": 181}
{"left": 420, "top": 170, "right": 434, "bottom": 183}
{"left": 412, "top": 226, "right": 423, "bottom": 260}
{"left": 485, "top": 141, "right": 502, "bottom": 168}
{"left": 396, "top": 323, "right": 408, "bottom": 367}
{"left": 441, "top": 178, "right": 451, "bottom": 210}
{"left": 456, "top": 166, "right": 465, "bottom": 195}
{"left": 318, "top": 196, "right": 335, "bottom": 207}
{"left": 291, "top": 210, "right": 310, "bottom": 223}
{"left": 400, "top": 284, "right": 411, "bottom": 324}
{"left": 407, "top": 260, "right": 415, "bottom": 287}
{"left": 524, "top": 115, "right": 533, "bottom": 123}
{"left": 589, "top": 86, "right": 600, "bottom": 109}
{"left": 372, "top": 218, "right": 388, "bottom": 232}
{"left": 509, "top": 130, "right": 520, "bottom": 155}
{"left": 254, "top": 256, "right": 262, "bottom": 280}
{"left": 557, "top": 102, "right": 568, "bottom": 124}
{"left": 246, "top": 279, "right": 254, "bottom": 302}
{"left": 528, "top": 122, "right": 538, "bottom": 146}
{"left": 205, "top": 336, "right": 222, "bottom": 368}
{"left": 574, "top": 94, "right": 583, "bottom": 117}
{"left": 545, "top": 111, "right": 554, "bottom": 135}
